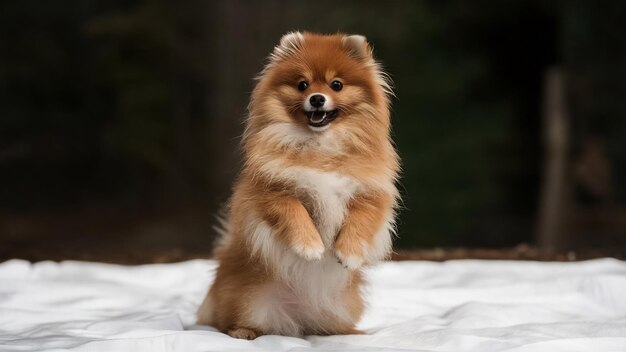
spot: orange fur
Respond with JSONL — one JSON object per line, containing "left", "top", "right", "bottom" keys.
{"left": 197, "top": 32, "right": 400, "bottom": 339}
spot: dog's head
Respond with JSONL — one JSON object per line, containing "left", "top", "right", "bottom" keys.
{"left": 247, "top": 32, "right": 392, "bottom": 149}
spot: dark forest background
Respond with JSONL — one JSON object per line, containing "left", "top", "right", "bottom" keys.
{"left": 1, "top": 0, "right": 625, "bottom": 260}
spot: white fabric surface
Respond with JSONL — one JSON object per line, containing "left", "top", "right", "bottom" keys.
{"left": 1, "top": 258, "right": 625, "bottom": 351}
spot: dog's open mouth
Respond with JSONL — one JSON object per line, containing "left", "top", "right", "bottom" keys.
{"left": 305, "top": 110, "right": 339, "bottom": 127}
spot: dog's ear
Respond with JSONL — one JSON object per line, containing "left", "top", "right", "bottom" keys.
{"left": 272, "top": 31, "right": 304, "bottom": 61}
{"left": 342, "top": 35, "right": 372, "bottom": 60}
{"left": 279, "top": 31, "right": 304, "bottom": 50}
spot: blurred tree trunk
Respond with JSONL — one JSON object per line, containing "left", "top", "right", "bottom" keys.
{"left": 537, "top": 68, "right": 570, "bottom": 250}
{"left": 207, "top": 0, "right": 269, "bottom": 200}
{"left": 166, "top": 0, "right": 217, "bottom": 203}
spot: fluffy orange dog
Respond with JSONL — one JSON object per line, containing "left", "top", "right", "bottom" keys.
{"left": 197, "top": 31, "right": 400, "bottom": 339}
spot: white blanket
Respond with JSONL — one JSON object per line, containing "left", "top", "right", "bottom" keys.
{"left": 1, "top": 258, "right": 625, "bottom": 351}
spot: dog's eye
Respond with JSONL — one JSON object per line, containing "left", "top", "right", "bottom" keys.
{"left": 330, "top": 80, "right": 343, "bottom": 91}
{"left": 297, "top": 81, "right": 309, "bottom": 91}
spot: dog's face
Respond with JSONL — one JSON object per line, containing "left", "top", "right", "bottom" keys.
{"left": 250, "top": 32, "right": 391, "bottom": 135}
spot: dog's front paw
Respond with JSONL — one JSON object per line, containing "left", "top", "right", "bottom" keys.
{"left": 335, "top": 249, "right": 365, "bottom": 270}
{"left": 334, "top": 236, "right": 366, "bottom": 270}
{"left": 291, "top": 237, "right": 325, "bottom": 261}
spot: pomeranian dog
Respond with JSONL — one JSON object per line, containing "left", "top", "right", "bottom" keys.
{"left": 197, "top": 31, "right": 400, "bottom": 339}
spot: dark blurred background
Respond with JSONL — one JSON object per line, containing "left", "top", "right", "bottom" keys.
{"left": 1, "top": 0, "right": 625, "bottom": 262}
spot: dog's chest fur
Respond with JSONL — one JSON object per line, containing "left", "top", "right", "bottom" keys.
{"left": 288, "top": 166, "right": 361, "bottom": 246}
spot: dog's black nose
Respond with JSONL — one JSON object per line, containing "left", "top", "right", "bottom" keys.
{"left": 309, "top": 94, "right": 326, "bottom": 108}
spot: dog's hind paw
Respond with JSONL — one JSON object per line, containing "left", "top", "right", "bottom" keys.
{"left": 228, "top": 327, "right": 259, "bottom": 340}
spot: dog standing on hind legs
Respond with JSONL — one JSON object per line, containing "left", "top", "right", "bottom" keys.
{"left": 197, "top": 31, "right": 400, "bottom": 339}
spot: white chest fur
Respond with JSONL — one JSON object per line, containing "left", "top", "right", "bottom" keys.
{"left": 260, "top": 161, "right": 361, "bottom": 246}
{"left": 293, "top": 168, "right": 361, "bottom": 246}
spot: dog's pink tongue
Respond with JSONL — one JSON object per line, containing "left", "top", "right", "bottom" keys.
{"left": 310, "top": 112, "right": 326, "bottom": 124}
